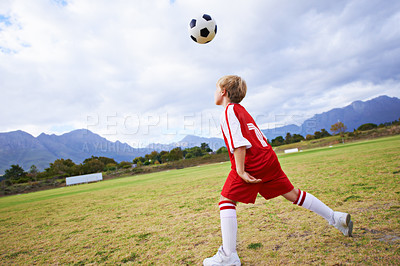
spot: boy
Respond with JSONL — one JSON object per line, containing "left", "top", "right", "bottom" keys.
{"left": 203, "top": 75, "right": 353, "bottom": 266}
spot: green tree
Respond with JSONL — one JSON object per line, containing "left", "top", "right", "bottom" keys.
{"left": 168, "top": 147, "right": 183, "bottom": 161}
{"left": 271, "top": 136, "right": 284, "bottom": 146}
{"left": 105, "top": 163, "right": 117, "bottom": 171}
{"left": 184, "top": 146, "right": 204, "bottom": 158}
{"left": 320, "top": 129, "right": 331, "bottom": 138}
{"left": 98, "top": 156, "right": 117, "bottom": 165}
{"left": 81, "top": 158, "right": 105, "bottom": 174}
{"left": 285, "top": 133, "right": 293, "bottom": 144}
{"left": 118, "top": 161, "right": 132, "bottom": 169}
{"left": 45, "top": 159, "right": 76, "bottom": 177}
{"left": 133, "top": 156, "right": 145, "bottom": 164}
{"left": 200, "top": 143, "right": 212, "bottom": 152}
{"left": 70, "top": 164, "right": 84, "bottom": 176}
{"left": 216, "top": 146, "right": 228, "bottom": 154}
{"left": 83, "top": 156, "right": 116, "bottom": 166}
{"left": 314, "top": 131, "right": 322, "bottom": 139}
{"left": 306, "top": 134, "right": 314, "bottom": 141}
{"left": 357, "top": 123, "right": 377, "bottom": 131}
{"left": 3, "top": 164, "right": 27, "bottom": 184}
{"left": 145, "top": 151, "right": 160, "bottom": 164}
{"left": 159, "top": 151, "right": 169, "bottom": 163}
{"left": 29, "top": 165, "right": 39, "bottom": 175}
{"left": 28, "top": 165, "right": 39, "bottom": 181}
{"left": 292, "top": 134, "right": 305, "bottom": 143}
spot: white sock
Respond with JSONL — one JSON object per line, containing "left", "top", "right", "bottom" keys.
{"left": 219, "top": 200, "right": 237, "bottom": 256}
{"left": 293, "top": 189, "right": 334, "bottom": 224}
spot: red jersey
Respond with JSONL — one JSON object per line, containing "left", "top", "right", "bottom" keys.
{"left": 220, "top": 103, "right": 284, "bottom": 181}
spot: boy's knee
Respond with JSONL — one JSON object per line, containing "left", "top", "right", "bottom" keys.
{"left": 220, "top": 195, "right": 236, "bottom": 204}
{"left": 282, "top": 188, "right": 299, "bottom": 202}
{"left": 219, "top": 196, "right": 237, "bottom": 212}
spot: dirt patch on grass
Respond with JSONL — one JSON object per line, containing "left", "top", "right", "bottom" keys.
{"left": 359, "top": 227, "right": 400, "bottom": 243}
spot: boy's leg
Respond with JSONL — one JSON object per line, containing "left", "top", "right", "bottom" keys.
{"left": 217, "top": 170, "right": 260, "bottom": 254}
{"left": 203, "top": 196, "right": 241, "bottom": 266}
{"left": 282, "top": 188, "right": 353, "bottom": 236}
{"left": 283, "top": 188, "right": 334, "bottom": 223}
{"left": 219, "top": 196, "right": 237, "bottom": 256}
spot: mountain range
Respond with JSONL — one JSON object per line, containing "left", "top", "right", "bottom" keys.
{"left": 261, "top": 95, "right": 400, "bottom": 139}
{"left": 0, "top": 130, "right": 150, "bottom": 175}
{"left": 0, "top": 95, "right": 399, "bottom": 174}
{"left": 0, "top": 130, "right": 225, "bottom": 175}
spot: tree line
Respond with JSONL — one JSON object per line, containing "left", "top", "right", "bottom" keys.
{"left": 1, "top": 119, "right": 398, "bottom": 186}
{"left": 270, "top": 120, "right": 399, "bottom": 147}
{"left": 1, "top": 143, "right": 228, "bottom": 185}
{"left": 270, "top": 122, "right": 341, "bottom": 147}
{"left": 132, "top": 143, "right": 227, "bottom": 166}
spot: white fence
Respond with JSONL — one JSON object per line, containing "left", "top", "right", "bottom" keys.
{"left": 284, "top": 148, "right": 299, "bottom": 154}
{"left": 66, "top": 173, "right": 103, "bottom": 186}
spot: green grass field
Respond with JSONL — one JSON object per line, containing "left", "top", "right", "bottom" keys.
{"left": 1, "top": 135, "right": 399, "bottom": 265}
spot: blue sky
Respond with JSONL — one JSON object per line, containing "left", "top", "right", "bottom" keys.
{"left": 0, "top": 15, "right": 11, "bottom": 26}
{"left": 1, "top": 0, "right": 400, "bottom": 147}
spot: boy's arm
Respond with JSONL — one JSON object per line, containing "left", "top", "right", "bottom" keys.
{"left": 233, "top": 146, "right": 262, "bottom": 184}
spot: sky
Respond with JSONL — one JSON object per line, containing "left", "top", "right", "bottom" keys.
{"left": 1, "top": 0, "right": 400, "bottom": 148}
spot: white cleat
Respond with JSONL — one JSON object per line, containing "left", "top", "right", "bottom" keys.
{"left": 332, "top": 211, "right": 353, "bottom": 237}
{"left": 203, "top": 246, "right": 241, "bottom": 266}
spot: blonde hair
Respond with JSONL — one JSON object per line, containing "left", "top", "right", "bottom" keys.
{"left": 217, "top": 75, "right": 247, "bottom": 103}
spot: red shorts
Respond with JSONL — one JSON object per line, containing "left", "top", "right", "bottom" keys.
{"left": 221, "top": 162, "right": 294, "bottom": 204}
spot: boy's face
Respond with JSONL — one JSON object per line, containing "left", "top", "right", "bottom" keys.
{"left": 214, "top": 84, "right": 225, "bottom": 106}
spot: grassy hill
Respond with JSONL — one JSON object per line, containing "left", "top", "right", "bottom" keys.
{"left": 0, "top": 135, "right": 399, "bottom": 264}
{"left": 273, "top": 125, "right": 400, "bottom": 153}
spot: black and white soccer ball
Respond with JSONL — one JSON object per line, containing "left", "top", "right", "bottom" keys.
{"left": 188, "top": 14, "right": 217, "bottom": 44}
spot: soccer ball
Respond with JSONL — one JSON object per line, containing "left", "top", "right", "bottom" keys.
{"left": 188, "top": 14, "right": 217, "bottom": 44}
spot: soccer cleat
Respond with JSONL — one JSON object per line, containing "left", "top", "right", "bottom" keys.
{"left": 203, "top": 246, "right": 241, "bottom": 266}
{"left": 332, "top": 211, "right": 353, "bottom": 237}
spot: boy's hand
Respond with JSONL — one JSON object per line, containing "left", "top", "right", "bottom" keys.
{"left": 233, "top": 146, "right": 262, "bottom": 184}
{"left": 237, "top": 171, "right": 262, "bottom": 184}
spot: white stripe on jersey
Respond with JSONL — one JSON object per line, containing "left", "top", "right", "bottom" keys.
{"left": 247, "top": 123, "right": 268, "bottom": 147}
{"left": 220, "top": 104, "right": 252, "bottom": 153}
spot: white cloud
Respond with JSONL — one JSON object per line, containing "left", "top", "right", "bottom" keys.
{"left": 0, "top": 0, "right": 400, "bottom": 145}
